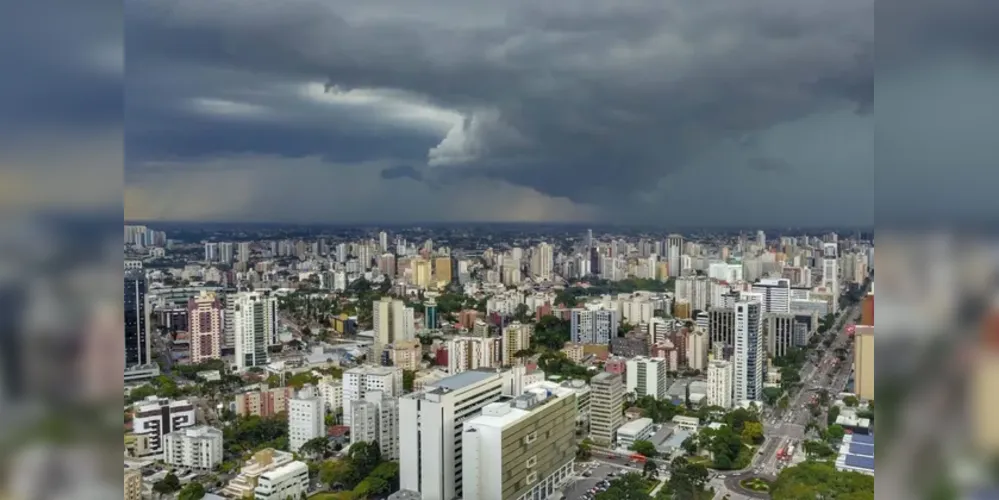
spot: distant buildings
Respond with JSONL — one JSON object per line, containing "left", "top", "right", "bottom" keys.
{"left": 163, "top": 426, "right": 223, "bottom": 471}
{"left": 343, "top": 366, "right": 403, "bottom": 427}
{"left": 288, "top": 385, "right": 324, "bottom": 453}
{"left": 350, "top": 391, "right": 400, "bottom": 461}
{"left": 707, "top": 359, "right": 734, "bottom": 409}
{"left": 570, "top": 305, "right": 620, "bottom": 345}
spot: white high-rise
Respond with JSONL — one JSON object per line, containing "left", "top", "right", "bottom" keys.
{"left": 447, "top": 336, "right": 498, "bottom": 374}
{"left": 219, "top": 241, "right": 234, "bottom": 264}
{"left": 163, "top": 426, "right": 224, "bottom": 471}
{"left": 707, "top": 359, "right": 734, "bottom": 409}
{"left": 532, "top": 242, "right": 554, "bottom": 281}
{"left": 733, "top": 299, "right": 764, "bottom": 403}
{"left": 288, "top": 385, "right": 324, "bottom": 453}
{"left": 399, "top": 370, "right": 508, "bottom": 500}
{"left": 342, "top": 366, "right": 403, "bottom": 427}
{"left": 232, "top": 291, "right": 279, "bottom": 372}
{"left": 372, "top": 297, "right": 416, "bottom": 360}
{"left": 666, "top": 234, "right": 683, "bottom": 278}
{"left": 821, "top": 243, "right": 839, "bottom": 312}
{"left": 379, "top": 231, "right": 389, "bottom": 252}
{"left": 350, "top": 391, "right": 399, "bottom": 461}
{"left": 751, "top": 278, "right": 792, "bottom": 314}
{"left": 625, "top": 357, "right": 668, "bottom": 399}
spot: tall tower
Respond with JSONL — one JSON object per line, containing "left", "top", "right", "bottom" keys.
{"left": 667, "top": 234, "right": 683, "bottom": 278}
{"left": 822, "top": 242, "right": 840, "bottom": 311}
{"left": 232, "top": 291, "right": 278, "bottom": 372}
{"left": 733, "top": 299, "right": 764, "bottom": 402}
{"left": 124, "top": 270, "right": 150, "bottom": 368}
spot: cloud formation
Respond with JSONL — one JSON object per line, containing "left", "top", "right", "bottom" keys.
{"left": 118, "top": 0, "right": 997, "bottom": 226}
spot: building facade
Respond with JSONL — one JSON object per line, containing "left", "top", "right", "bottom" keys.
{"left": 588, "top": 372, "right": 624, "bottom": 447}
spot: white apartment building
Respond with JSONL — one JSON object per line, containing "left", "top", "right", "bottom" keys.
{"left": 399, "top": 369, "right": 509, "bottom": 500}
{"left": 619, "top": 296, "right": 655, "bottom": 325}
{"left": 707, "top": 359, "right": 734, "bottom": 409}
{"left": 163, "top": 426, "right": 223, "bottom": 471}
{"left": 222, "top": 449, "right": 294, "bottom": 499}
{"left": 462, "top": 382, "right": 578, "bottom": 500}
{"left": 288, "top": 385, "right": 324, "bottom": 453}
{"left": 132, "top": 396, "right": 196, "bottom": 456}
{"left": 687, "top": 328, "right": 709, "bottom": 372}
{"left": 708, "top": 262, "right": 743, "bottom": 283}
{"left": 232, "top": 291, "right": 278, "bottom": 372}
{"left": 254, "top": 461, "right": 309, "bottom": 500}
{"left": 447, "top": 336, "right": 499, "bottom": 374}
{"left": 616, "top": 417, "right": 654, "bottom": 450}
{"left": 350, "top": 391, "right": 400, "bottom": 461}
{"left": 343, "top": 366, "right": 403, "bottom": 427}
{"left": 751, "top": 278, "right": 792, "bottom": 314}
{"left": 765, "top": 313, "right": 797, "bottom": 358}
{"left": 317, "top": 376, "right": 343, "bottom": 413}
{"left": 821, "top": 243, "right": 840, "bottom": 312}
{"left": 570, "top": 305, "right": 620, "bottom": 345}
{"left": 373, "top": 297, "right": 416, "bottom": 359}
{"left": 625, "top": 357, "right": 668, "bottom": 400}
{"left": 733, "top": 300, "right": 764, "bottom": 403}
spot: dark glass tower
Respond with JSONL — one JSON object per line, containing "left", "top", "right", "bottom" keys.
{"left": 124, "top": 270, "right": 149, "bottom": 367}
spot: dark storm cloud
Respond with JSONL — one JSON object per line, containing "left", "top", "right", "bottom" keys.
{"left": 124, "top": 0, "right": 872, "bottom": 207}
{"left": 380, "top": 165, "right": 423, "bottom": 181}
{"left": 0, "top": 0, "right": 120, "bottom": 136}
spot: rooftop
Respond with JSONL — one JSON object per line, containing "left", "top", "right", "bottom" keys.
{"left": 428, "top": 368, "right": 499, "bottom": 393}
{"left": 618, "top": 417, "right": 654, "bottom": 435}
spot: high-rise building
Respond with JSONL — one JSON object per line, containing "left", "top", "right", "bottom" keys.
{"left": 707, "top": 359, "right": 734, "bottom": 409}
{"left": 821, "top": 243, "right": 840, "bottom": 312}
{"left": 372, "top": 297, "right": 416, "bottom": 360}
{"left": 124, "top": 270, "right": 151, "bottom": 369}
{"left": 399, "top": 369, "right": 509, "bottom": 500}
{"left": 433, "top": 256, "right": 453, "bottom": 285}
{"left": 708, "top": 307, "right": 735, "bottom": 348}
{"left": 232, "top": 291, "right": 278, "bottom": 372}
{"left": 502, "top": 321, "right": 534, "bottom": 366}
{"left": 570, "top": 305, "right": 620, "bottom": 345}
{"left": 288, "top": 385, "right": 324, "bottom": 453}
{"left": 132, "top": 396, "right": 196, "bottom": 456}
{"left": 446, "top": 336, "right": 499, "bottom": 374}
{"left": 350, "top": 391, "right": 400, "bottom": 461}
{"left": 531, "top": 242, "right": 554, "bottom": 281}
{"left": 342, "top": 366, "right": 403, "bottom": 427}
{"left": 589, "top": 372, "right": 624, "bottom": 447}
{"left": 625, "top": 357, "right": 668, "bottom": 399}
{"left": 686, "top": 328, "right": 709, "bottom": 372}
{"left": 462, "top": 382, "right": 578, "bottom": 500}
{"left": 188, "top": 291, "right": 223, "bottom": 364}
{"left": 163, "top": 426, "right": 224, "bottom": 471}
{"left": 666, "top": 234, "right": 683, "bottom": 278}
{"left": 379, "top": 231, "right": 389, "bottom": 252}
{"left": 204, "top": 242, "right": 219, "bottom": 262}
{"left": 238, "top": 241, "right": 251, "bottom": 262}
{"left": 219, "top": 241, "right": 235, "bottom": 264}
{"left": 764, "top": 313, "right": 797, "bottom": 358}
{"left": 425, "top": 298, "right": 438, "bottom": 330}
{"left": 751, "top": 278, "right": 792, "bottom": 314}
{"left": 854, "top": 325, "right": 874, "bottom": 400}
{"left": 733, "top": 300, "right": 764, "bottom": 402}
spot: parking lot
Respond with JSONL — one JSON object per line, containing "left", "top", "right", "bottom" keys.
{"left": 561, "top": 462, "right": 634, "bottom": 500}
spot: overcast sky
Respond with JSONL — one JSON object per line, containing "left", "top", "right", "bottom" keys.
{"left": 11, "top": 0, "right": 998, "bottom": 226}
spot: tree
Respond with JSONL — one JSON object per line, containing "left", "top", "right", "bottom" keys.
{"left": 152, "top": 473, "right": 181, "bottom": 497}
{"left": 577, "top": 440, "right": 593, "bottom": 461}
{"left": 777, "top": 395, "right": 790, "bottom": 410}
{"left": 843, "top": 395, "right": 859, "bottom": 407}
{"left": 771, "top": 461, "right": 873, "bottom": 499}
{"left": 681, "top": 435, "right": 698, "bottom": 456}
{"left": 826, "top": 424, "right": 846, "bottom": 442}
{"left": 299, "top": 436, "right": 332, "bottom": 459}
{"left": 403, "top": 370, "right": 416, "bottom": 393}
{"left": 762, "top": 387, "right": 782, "bottom": 406}
{"left": 827, "top": 405, "right": 841, "bottom": 426}
{"left": 664, "top": 457, "right": 710, "bottom": 499}
{"left": 596, "top": 472, "right": 650, "bottom": 500}
{"left": 630, "top": 440, "right": 659, "bottom": 458}
{"left": 513, "top": 303, "right": 532, "bottom": 323}
{"left": 740, "top": 421, "right": 764, "bottom": 445}
{"left": 643, "top": 459, "right": 658, "bottom": 479}
{"left": 177, "top": 481, "right": 206, "bottom": 500}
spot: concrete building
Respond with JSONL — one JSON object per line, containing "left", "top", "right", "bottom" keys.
{"left": 765, "top": 313, "right": 797, "bottom": 358}
{"left": 570, "top": 305, "right": 620, "bottom": 345}
{"left": 707, "top": 359, "right": 734, "bottom": 409}
{"left": 124, "top": 470, "right": 142, "bottom": 500}
{"left": 625, "top": 357, "right": 668, "bottom": 400}
{"left": 708, "top": 307, "right": 735, "bottom": 348}
{"left": 854, "top": 325, "right": 874, "bottom": 400}
{"left": 163, "top": 426, "right": 224, "bottom": 471}
{"left": 462, "top": 382, "right": 577, "bottom": 500}
{"left": 132, "top": 396, "right": 196, "bottom": 456}
{"left": 222, "top": 449, "right": 295, "bottom": 499}
{"left": 188, "top": 291, "right": 223, "bottom": 364}
{"left": 232, "top": 291, "right": 278, "bottom": 372}
{"left": 390, "top": 339, "right": 423, "bottom": 371}
{"left": 447, "top": 336, "right": 500, "bottom": 374}
{"left": 350, "top": 391, "right": 400, "bottom": 461}
{"left": 373, "top": 297, "right": 416, "bottom": 361}
{"left": 124, "top": 271, "right": 151, "bottom": 370}
{"left": 733, "top": 300, "right": 764, "bottom": 402}
{"left": 343, "top": 365, "right": 403, "bottom": 427}
{"left": 288, "top": 385, "right": 324, "bottom": 453}
{"left": 254, "top": 460, "right": 310, "bottom": 500}
{"left": 399, "top": 369, "right": 508, "bottom": 500}
{"left": 821, "top": 243, "right": 840, "bottom": 312}
{"left": 234, "top": 385, "right": 295, "bottom": 418}
{"left": 751, "top": 278, "right": 792, "bottom": 314}
{"left": 589, "top": 372, "right": 624, "bottom": 447}
{"left": 502, "top": 321, "right": 534, "bottom": 366}
{"left": 616, "top": 417, "right": 654, "bottom": 449}
{"left": 317, "top": 376, "right": 343, "bottom": 413}
{"left": 686, "top": 328, "right": 709, "bottom": 372}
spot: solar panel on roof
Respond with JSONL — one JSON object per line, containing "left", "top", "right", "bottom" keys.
{"left": 850, "top": 434, "right": 875, "bottom": 445}
{"left": 844, "top": 454, "right": 875, "bottom": 470}
{"left": 849, "top": 443, "right": 875, "bottom": 456}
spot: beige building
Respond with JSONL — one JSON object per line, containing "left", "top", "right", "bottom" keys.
{"left": 502, "top": 321, "right": 534, "bottom": 366}
{"left": 124, "top": 469, "right": 142, "bottom": 500}
{"left": 222, "top": 448, "right": 295, "bottom": 498}
{"left": 411, "top": 258, "right": 432, "bottom": 288}
{"left": 390, "top": 339, "right": 423, "bottom": 371}
{"left": 561, "top": 342, "right": 584, "bottom": 363}
{"left": 462, "top": 382, "right": 578, "bottom": 500}
{"left": 853, "top": 325, "right": 874, "bottom": 400}
{"left": 589, "top": 372, "right": 624, "bottom": 446}
{"left": 433, "top": 256, "right": 453, "bottom": 286}
{"left": 234, "top": 386, "right": 295, "bottom": 417}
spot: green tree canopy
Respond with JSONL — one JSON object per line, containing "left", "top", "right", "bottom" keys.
{"left": 771, "top": 462, "right": 873, "bottom": 500}
{"left": 630, "top": 440, "right": 659, "bottom": 458}
{"left": 596, "top": 472, "right": 651, "bottom": 500}
{"left": 177, "top": 481, "right": 206, "bottom": 500}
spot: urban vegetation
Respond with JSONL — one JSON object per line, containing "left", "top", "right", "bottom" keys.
{"left": 770, "top": 462, "right": 874, "bottom": 500}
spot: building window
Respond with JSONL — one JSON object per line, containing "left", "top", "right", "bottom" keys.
{"left": 524, "top": 432, "right": 537, "bottom": 445}
{"left": 526, "top": 472, "right": 538, "bottom": 484}
{"left": 526, "top": 456, "right": 537, "bottom": 468}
